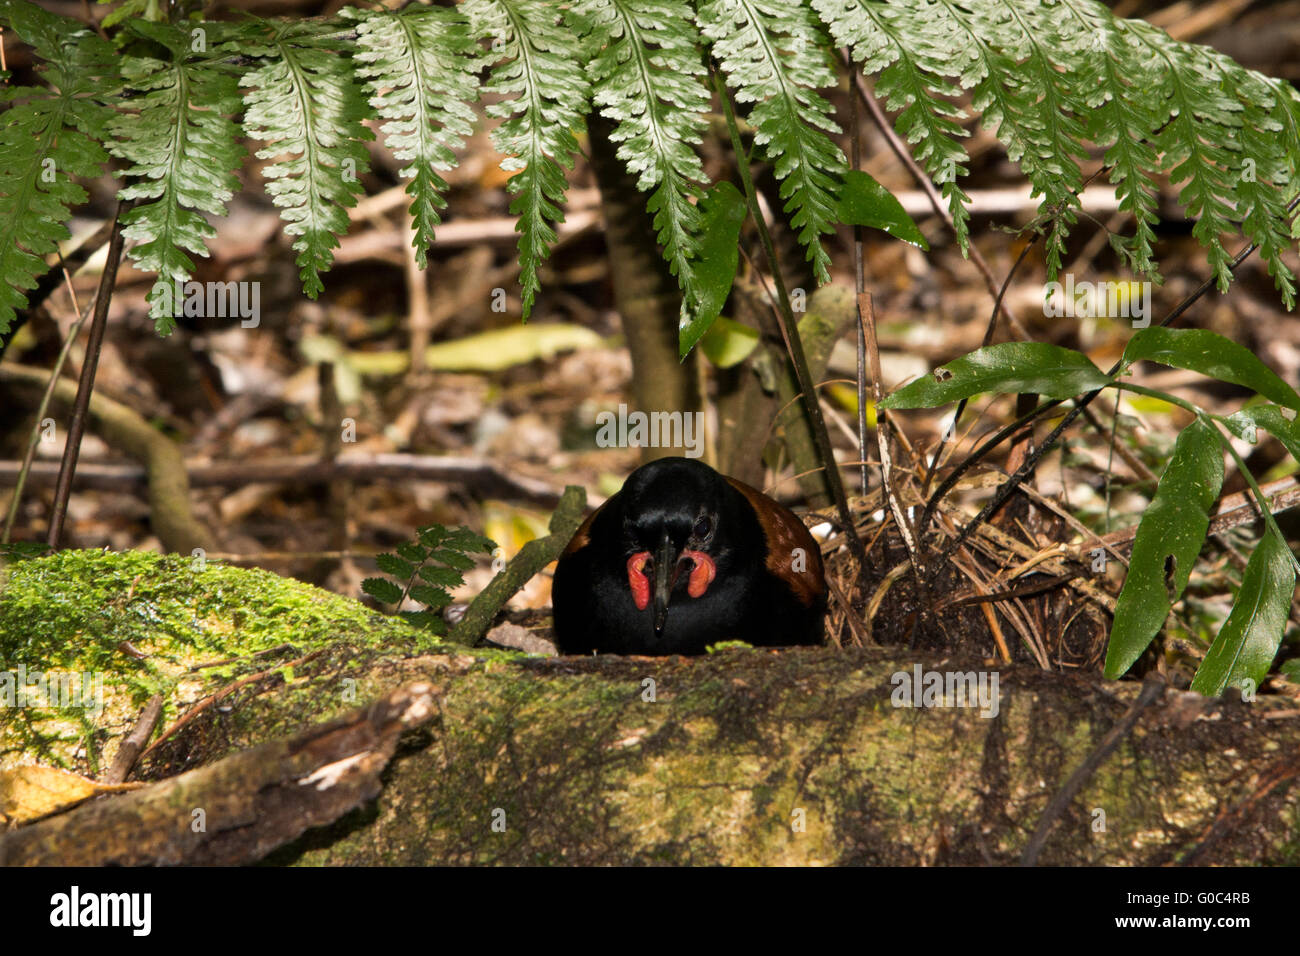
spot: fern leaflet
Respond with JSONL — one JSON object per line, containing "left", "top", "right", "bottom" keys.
{"left": 698, "top": 0, "right": 845, "bottom": 284}
{"left": 812, "top": 0, "right": 972, "bottom": 249}
{"left": 465, "top": 0, "right": 589, "bottom": 319}
{"left": 348, "top": 5, "right": 479, "bottom": 270}
{"left": 240, "top": 18, "right": 373, "bottom": 300}
{"left": 109, "top": 19, "right": 245, "bottom": 333}
{"left": 0, "top": 0, "right": 116, "bottom": 333}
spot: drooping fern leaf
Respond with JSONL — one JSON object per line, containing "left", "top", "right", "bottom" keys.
{"left": 813, "top": 0, "right": 1300, "bottom": 301}
{"left": 239, "top": 18, "right": 374, "bottom": 300}
{"left": 1126, "top": 17, "right": 1241, "bottom": 296}
{"left": 464, "top": 0, "right": 589, "bottom": 319}
{"left": 698, "top": 0, "right": 845, "bottom": 284}
{"left": 811, "top": 0, "right": 972, "bottom": 249}
{"left": 1194, "top": 41, "right": 1300, "bottom": 308}
{"left": 108, "top": 19, "right": 245, "bottom": 334}
{"left": 573, "top": 0, "right": 711, "bottom": 303}
{"left": 0, "top": 0, "right": 115, "bottom": 334}
{"left": 926, "top": 0, "right": 1088, "bottom": 278}
{"left": 347, "top": 4, "right": 479, "bottom": 270}
{"left": 1056, "top": 1, "right": 1162, "bottom": 279}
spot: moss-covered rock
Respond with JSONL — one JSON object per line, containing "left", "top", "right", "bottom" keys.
{"left": 0, "top": 549, "right": 460, "bottom": 773}
{"left": 3, "top": 549, "right": 1298, "bottom": 866}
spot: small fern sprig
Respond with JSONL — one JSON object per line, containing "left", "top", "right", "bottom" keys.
{"left": 575, "top": 0, "right": 711, "bottom": 301}
{"left": 697, "top": 0, "right": 845, "bottom": 284}
{"left": 108, "top": 20, "right": 245, "bottom": 334}
{"left": 347, "top": 4, "right": 480, "bottom": 270}
{"left": 362, "top": 525, "right": 496, "bottom": 635}
{"left": 0, "top": 0, "right": 117, "bottom": 334}
{"left": 464, "top": 0, "right": 589, "bottom": 319}
{"left": 239, "top": 17, "right": 374, "bottom": 300}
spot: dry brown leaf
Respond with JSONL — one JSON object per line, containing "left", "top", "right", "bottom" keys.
{"left": 0, "top": 765, "right": 140, "bottom": 827}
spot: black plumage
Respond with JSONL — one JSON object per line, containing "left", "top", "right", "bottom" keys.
{"left": 552, "top": 457, "right": 826, "bottom": 655}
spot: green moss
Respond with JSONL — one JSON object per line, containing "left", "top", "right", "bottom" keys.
{"left": 0, "top": 549, "right": 459, "bottom": 771}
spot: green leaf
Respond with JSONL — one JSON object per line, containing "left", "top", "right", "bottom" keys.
{"left": 698, "top": 0, "right": 845, "bottom": 283}
{"left": 577, "top": 0, "right": 711, "bottom": 305}
{"left": 1104, "top": 417, "right": 1225, "bottom": 680}
{"left": 1230, "top": 405, "right": 1300, "bottom": 461}
{"left": 443, "top": 528, "right": 497, "bottom": 554}
{"left": 878, "top": 342, "right": 1111, "bottom": 409}
{"left": 700, "top": 316, "right": 760, "bottom": 368}
{"left": 430, "top": 549, "right": 477, "bottom": 571}
{"left": 375, "top": 553, "right": 414, "bottom": 580}
{"left": 347, "top": 5, "right": 479, "bottom": 270}
{"left": 240, "top": 18, "right": 373, "bottom": 300}
{"left": 418, "top": 565, "right": 464, "bottom": 589}
{"left": 835, "top": 169, "right": 928, "bottom": 249}
{"left": 395, "top": 541, "right": 429, "bottom": 563}
{"left": 814, "top": 0, "right": 972, "bottom": 248}
{"left": 1122, "top": 328, "right": 1300, "bottom": 412}
{"left": 466, "top": 0, "right": 589, "bottom": 319}
{"left": 416, "top": 526, "right": 448, "bottom": 549}
{"left": 110, "top": 22, "right": 246, "bottom": 332}
{"left": 362, "top": 576, "right": 404, "bottom": 606}
{"left": 409, "top": 583, "right": 452, "bottom": 610}
{"left": 1190, "top": 526, "right": 1295, "bottom": 697}
{"left": 678, "top": 180, "right": 746, "bottom": 359}
{"left": 810, "top": 0, "right": 1300, "bottom": 300}
{"left": 0, "top": 0, "right": 116, "bottom": 333}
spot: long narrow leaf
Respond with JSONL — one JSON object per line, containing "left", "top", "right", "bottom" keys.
{"left": 678, "top": 181, "right": 746, "bottom": 358}
{"left": 1104, "top": 417, "right": 1224, "bottom": 679}
{"left": 1190, "top": 526, "right": 1295, "bottom": 696}
{"left": 1123, "top": 328, "right": 1300, "bottom": 411}
{"left": 879, "top": 342, "right": 1111, "bottom": 409}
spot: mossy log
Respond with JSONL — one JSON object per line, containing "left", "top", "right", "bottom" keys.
{"left": 1, "top": 551, "right": 1297, "bottom": 865}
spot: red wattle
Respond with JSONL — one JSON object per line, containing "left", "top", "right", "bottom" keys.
{"left": 682, "top": 550, "right": 716, "bottom": 598}
{"left": 627, "top": 552, "right": 651, "bottom": 610}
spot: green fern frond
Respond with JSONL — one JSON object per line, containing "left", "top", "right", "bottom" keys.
{"left": 240, "top": 18, "right": 374, "bottom": 300}
{"left": 347, "top": 5, "right": 479, "bottom": 270}
{"left": 108, "top": 20, "right": 244, "bottom": 334}
{"left": 1054, "top": 2, "right": 1162, "bottom": 279}
{"left": 1125, "top": 18, "right": 1240, "bottom": 294}
{"left": 811, "top": 0, "right": 972, "bottom": 248}
{"left": 698, "top": 0, "right": 844, "bottom": 284}
{"left": 1232, "top": 82, "right": 1298, "bottom": 309}
{"left": 0, "top": 0, "right": 116, "bottom": 334}
{"left": 464, "top": 0, "right": 589, "bottom": 319}
{"left": 575, "top": 0, "right": 711, "bottom": 299}
{"left": 1196, "top": 47, "right": 1300, "bottom": 308}
{"left": 817, "top": 0, "right": 1299, "bottom": 299}
{"left": 923, "top": 0, "right": 1087, "bottom": 278}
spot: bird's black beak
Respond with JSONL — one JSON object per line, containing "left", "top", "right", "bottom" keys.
{"left": 652, "top": 531, "right": 677, "bottom": 638}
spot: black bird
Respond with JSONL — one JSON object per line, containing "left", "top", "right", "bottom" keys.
{"left": 552, "top": 457, "right": 826, "bottom": 655}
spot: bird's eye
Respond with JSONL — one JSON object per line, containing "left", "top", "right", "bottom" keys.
{"left": 693, "top": 516, "right": 712, "bottom": 538}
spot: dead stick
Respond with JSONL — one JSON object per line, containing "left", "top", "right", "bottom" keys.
{"left": 102, "top": 694, "right": 163, "bottom": 785}
{"left": 47, "top": 202, "right": 128, "bottom": 550}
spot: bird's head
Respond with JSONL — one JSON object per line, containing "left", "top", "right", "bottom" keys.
{"left": 618, "top": 458, "right": 734, "bottom": 638}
